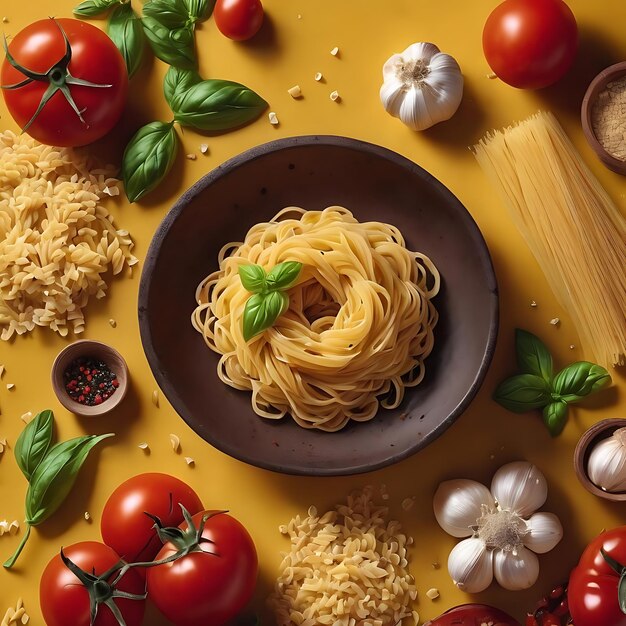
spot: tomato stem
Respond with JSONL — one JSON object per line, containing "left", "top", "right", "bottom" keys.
{"left": 3, "top": 523, "right": 31, "bottom": 569}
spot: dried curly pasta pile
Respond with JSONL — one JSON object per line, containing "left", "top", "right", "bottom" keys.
{"left": 0, "top": 131, "right": 137, "bottom": 340}
{"left": 269, "top": 487, "right": 419, "bottom": 626}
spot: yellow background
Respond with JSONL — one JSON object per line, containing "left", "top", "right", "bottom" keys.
{"left": 1, "top": 0, "right": 625, "bottom": 623}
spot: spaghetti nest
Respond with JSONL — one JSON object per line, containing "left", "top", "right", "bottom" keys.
{"left": 192, "top": 207, "right": 439, "bottom": 431}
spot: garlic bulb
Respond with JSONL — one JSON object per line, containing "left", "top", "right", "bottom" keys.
{"left": 380, "top": 42, "right": 463, "bottom": 131}
{"left": 587, "top": 427, "right": 626, "bottom": 493}
{"left": 433, "top": 461, "right": 563, "bottom": 592}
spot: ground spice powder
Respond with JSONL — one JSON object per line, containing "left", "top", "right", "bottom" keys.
{"left": 591, "top": 75, "right": 626, "bottom": 161}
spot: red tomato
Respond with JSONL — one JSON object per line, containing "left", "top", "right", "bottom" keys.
{"left": 214, "top": 0, "right": 264, "bottom": 41}
{"left": 1, "top": 18, "right": 127, "bottom": 146}
{"left": 424, "top": 604, "right": 521, "bottom": 626}
{"left": 569, "top": 527, "right": 626, "bottom": 626}
{"left": 482, "top": 0, "right": 578, "bottom": 89}
{"left": 101, "top": 473, "right": 203, "bottom": 563}
{"left": 40, "top": 541, "right": 145, "bottom": 626}
{"left": 147, "top": 510, "right": 258, "bottom": 626}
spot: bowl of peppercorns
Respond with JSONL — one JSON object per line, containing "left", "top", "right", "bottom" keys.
{"left": 51, "top": 340, "right": 129, "bottom": 416}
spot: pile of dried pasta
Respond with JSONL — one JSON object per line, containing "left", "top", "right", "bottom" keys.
{"left": 0, "top": 131, "right": 137, "bottom": 340}
{"left": 269, "top": 487, "right": 419, "bottom": 626}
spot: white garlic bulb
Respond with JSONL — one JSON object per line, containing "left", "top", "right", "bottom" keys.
{"left": 587, "top": 427, "right": 626, "bottom": 493}
{"left": 433, "top": 461, "right": 563, "bottom": 593}
{"left": 380, "top": 42, "right": 463, "bottom": 131}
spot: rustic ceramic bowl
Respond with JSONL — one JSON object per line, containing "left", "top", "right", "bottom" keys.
{"left": 51, "top": 340, "right": 129, "bottom": 417}
{"left": 581, "top": 61, "right": 626, "bottom": 175}
{"left": 574, "top": 418, "right": 626, "bottom": 502}
{"left": 139, "top": 136, "right": 499, "bottom": 476}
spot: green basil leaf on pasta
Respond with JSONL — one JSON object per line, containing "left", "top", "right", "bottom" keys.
{"left": 266, "top": 262, "right": 302, "bottom": 291}
{"left": 142, "top": 17, "right": 197, "bottom": 69}
{"left": 243, "top": 291, "right": 289, "bottom": 341}
{"left": 14, "top": 409, "right": 54, "bottom": 482}
{"left": 73, "top": 0, "right": 118, "bottom": 17}
{"left": 543, "top": 401, "right": 568, "bottom": 437}
{"left": 122, "top": 121, "right": 179, "bottom": 203}
{"left": 183, "top": 0, "right": 215, "bottom": 20}
{"left": 239, "top": 264, "right": 267, "bottom": 293}
{"left": 164, "top": 66, "right": 202, "bottom": 113}
{"left": 552, "top": 361, "right": 611, "bottom": 401}
{"left": 172, "top": 79, "right": 267, "bottom": 131}
{"left": 143, "top": 0, "right": 189, "bottom": 28}
{"left": 493, "top": 374, "right": 551, "bottom": 413}
{"left": 515, "top": 328, "right": 553, "bottom": 383}
{"left": 108, "top": 3, "right": 145, "bottom": 78}
{"left": 26, "top": 434, "right": 113, "bottom": 526}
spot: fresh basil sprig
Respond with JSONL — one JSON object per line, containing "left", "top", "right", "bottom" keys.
{"left": 142, "top": 17, "right": 197, "bottom": 69}
{"left": 4, "top": 410, "right": 113, "bottom": 568}
{"left": 108, "top": 3, "right": 145, "bottom": 78}
{"left": 73, "top": 0, "right": 119, "bottom": 17}
{"left": 239, "top": 262, "right": 302, "bottom": 341}
{"left": 122, "top": 121, "right": 179, "bottom": 203}
{"left": 494, "top": 329, "right": 612, "bottom": 436}
{"left": 163, "top": 66, "right": 202, "bottom": 111}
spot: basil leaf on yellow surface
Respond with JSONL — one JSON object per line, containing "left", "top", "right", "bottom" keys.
{"left": 172, "top": 79, "right": 267, "bottom": 131}
{"left": 164, "top": 66, "right": 201, "bottom": 112}
{"left": 515, "top": 328, "right": 553, "bottom": 383}
{"left": 122, "top": 121, "right": 179, "bottom": 202}
{"left": 142, "top": 16, "right": 196, "bottom": 69}
{"left": 552, "top": 361, "right": 611, "bottom": 402}
{"left": 73, "top": 0, "right": 118, "bottom": 17}
{"left": 143, "top": 0, "right": 189, "bottom": 28}
{"left": 183, "top": 0, "right": 215, "bottom": 20}
{"left": 14, "top": 409, "right": 54, "bottom": 481}
{"left": 108, "top": 3, "right": 145, "bottom": 78}
{"left": 493, "top": 374, "right": 552, "bottom": 413}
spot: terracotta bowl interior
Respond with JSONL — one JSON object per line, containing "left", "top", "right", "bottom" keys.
{"left": 574, "top": 418, "right": 626, "bottom": 502}
{"left": 139, "top": 136, "right": 499, "bottom": 476}
{"left": 581, "top": 61, "right": 626, "bottom": 175}
{"left": 51, "top": 340, "right": 129, "bottom": 417}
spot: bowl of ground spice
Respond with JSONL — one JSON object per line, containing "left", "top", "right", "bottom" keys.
{"left": 582, "top": 61, "right": 626, "bottom": 175}
{"left": 52, "top": 340, "right": 129, "bottom": 416}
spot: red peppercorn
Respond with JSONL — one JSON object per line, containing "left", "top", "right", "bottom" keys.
{"left": 526, "top": 615, "right": 539, "bottom": 626}
{"left": 94, "top": 395, "right": 103, "bottom": 405}
{"left": 87, "top": 375, "right": 92, "bottom": 381}
{"left": 112, "top": 379, "right": 119, "bottom": 388}
{"left": 78, "top": 395, "right": 85, "bottom": 403}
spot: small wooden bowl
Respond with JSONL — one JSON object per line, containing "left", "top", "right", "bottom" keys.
{"left": 51, "top": 340, "right": 129, "bottom": 417}
{"left": 574, "top": 418, "right": 626, "bottom": 501}
{"left": 581, "top": 61, "right": 626, "bottom": 175}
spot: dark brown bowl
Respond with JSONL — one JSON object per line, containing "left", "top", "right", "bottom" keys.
{"left": 581, "top": 61, "right": 626, "bottom": 175}
{"left": 51, "top": 340, "right": 129, "bottom": 417}
{"left": 574, "top": 418, "right": 626, "bottom": 501}
{"left": 138, "top": 136, "right": 498, "bottom": 476}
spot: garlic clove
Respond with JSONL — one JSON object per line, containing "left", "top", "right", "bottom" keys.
{"left": 447, "top": 537, "right": 493, "bottom": 593}
{"left": 493, "top": 546, "right": 539, "bottom": 590}
{"left": 491, "top": 461, "right": 547, "bottom": 517}
{"left": 523, "top": 512, "right": 563, "bottom": 554}
{"left": 399, "top": 88, "right": 432, "bottom": 132}
{"left": 379, "top": 79, "right": 406, "bottom": 118}
{"left": 434, "top": 479, "right": 495, "bottom": 537}
{"left": 587, "top": 428, "right": 626, "bottom": 493}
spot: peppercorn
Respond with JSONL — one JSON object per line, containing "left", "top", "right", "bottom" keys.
{"left": 64, "top": 356, "right": 118, "bottom": 407}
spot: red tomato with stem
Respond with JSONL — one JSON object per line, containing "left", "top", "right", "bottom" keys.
{"left": 214, "top": 0, "right": 264, "bottom": 41}
{"left": 569, "top": 527, "right": 626, "bottom": 626}
{"left": 482, "top": 0, "right": 578, "bottom": 89}
{"left": 40, "top": 541, "right": 145, "bottom": 626}
{"left": 1, "top": 18, "right": 127, "bottom": 146}
{"left": 147, "top": 510, "right": 258, "bottom": 626}
{"left": 101, "top": 473, "right": 203, "bottom": 563}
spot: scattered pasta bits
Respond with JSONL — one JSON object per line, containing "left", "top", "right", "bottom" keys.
{"left": 102, "top": 185, "right": 120, "bottom": 197}
{"left": 138, "top": 442, "right": 150, "bottom": 451}
{"left": 330, "top": 90, "right": 340, "bottom": 102}
{"left": 186, "top": 153, "right": 197, "bottom": 161}
{"left": 84, "top": 511, "right": 91, "bottom": 522}
{"left": 426, "top": 588, "right": 440, "bottom": 600}
{"left": 0, "top": 131, "right": 138, "bottom": 340}
{"left": 108, "top": 318, "right": 117, "bottom": 328}
{"left": 550, "top": 318, "right": 561, "bottom": 326}
{"left": 268, "top": 111, "right": 279, "bottom": 126}
{"left": 314, "top": 72, "right": 323, "bottom": 82}
{"left": 152, "top": 389, "right": 159, "bottom": 407}
{"left": 1, "top": 17, "right": 8, "bottom": 23}
{"left": 0, "top": 438, "right": 6, "bottom": 454}
{"left": 330, "top": 46, "right": 340, "bottom": 56}
{"left": 200, "top": 144, "right": 209, "bottom": 154}
{"left": 401, "top": 497, "right": 416, "bottom": 511}
{"left": 8, "top": 520, "right": 19, "bottom": 535}
{"left": 170, "top": 433, "right": 181, "bottom": 452}
{"left": 1, "top": 598, "right": 29, "bottom": 626}
{"left": 530, "top": 300, "right": 538, "bottom": 308}
{"left": 269, "top": 487, "right": 418, "bottom": 626}
{"left": 0, "top": 365, "right": 4, "bottom": 378}
{"left": 20, "top": 411, "right": 32, "bottom": 424}
{"left": 287, "top": 85, "right": 302, "bottom": 98}
{"left": 570, "top": 344, "right": 576, "bottom": 349}
{"left": 184, "top": 456, "right": 195, "bottom": 466}
{"left": 6, "top": 384, "right": 14, "bottom": 391}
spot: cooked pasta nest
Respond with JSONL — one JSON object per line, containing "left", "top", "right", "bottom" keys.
{"left": 192, "top": 206, "right": 439, "bottom": 431}
{"left": 0, "top": 131, "right": 137, "bottom": 340}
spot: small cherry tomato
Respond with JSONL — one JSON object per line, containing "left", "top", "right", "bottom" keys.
{"left": 214, "top": 0, "right": 264, "bottom": 41}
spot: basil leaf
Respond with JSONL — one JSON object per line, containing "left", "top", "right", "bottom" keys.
{"left": 243, "top": 291, "right": 289, "bottom": 341}
{"left": 239, "top": 264, "right": 267, "bottom": 293}
{"left": 493, "top": 374, "right": 551, "bottom": 413}
{"left": 142, "top": 16, "right": 196, "bottom": 69}
{"left": 122, "top": 121, "right": 179, "bottom": 202}
{"left": 73, "top": 0, "right": 118, "bottom": 17}
{"left": 515, "top": 328, "right": 553, "bottom": 382}
{"left": 26, "top": 434, "right": 113, "bottom": 526}
{"left": 143, "top": 0, "right": 189, "bottom": 28}
{"left": 108, "top": 3, "right": 145, "bottom": 78}
{"left": 543, "top": 402, "right": 568, "bottom": 437}
{"left": 14, "top": 409, "right": 54, "bottom": 481}
{"left": 164, "top": 66, "right": 202, "bottom": 113}
{"left": 552, "top": 362, "right": 611, "bottom": 401}
{"left": 266, "top": 262, "right": 302, "bottom": 291}
{"left": 172, "top": 79, "right": 267, "bottom": 131}
{"left": 183, "top": 0, "right": 214, "bottom": 20}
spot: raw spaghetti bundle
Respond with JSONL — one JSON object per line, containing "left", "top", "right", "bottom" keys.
{"left": 0, "top": 131, "right": 137, "bottom": 340}
{"left": 192, "top": 206, "right": 439, "bottom": 431}
{"left": 474, "top": 111, "right": 626, "bottom": 368}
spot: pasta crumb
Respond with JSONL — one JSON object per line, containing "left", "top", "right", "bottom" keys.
{"left": 550, "top": 317, "right": 560, "bottom": 326}
{"left": 152, "top": 389, "right": 159, "bottom": 407}
{"left": 329, "top": 90, "right": 340, "bottom": 102}
{"left": 170, "top": 433, "right": 181, "bottom": 453}
{"left": 287, "top": 85, "right": 302, "bottom": 98}
{"left": 138, "top": 442, "right": 149, "bottom": 451}
{"left": 330, "top": 46, "right": 339, "bottom": 56}
{"left": 426, "top": 588, "right": 440, "bottom": 600}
